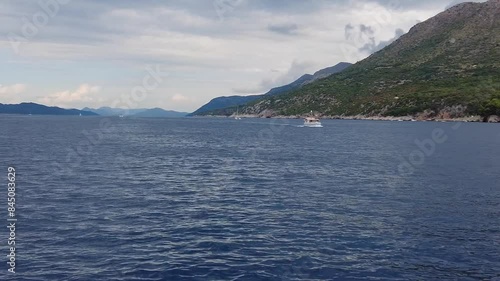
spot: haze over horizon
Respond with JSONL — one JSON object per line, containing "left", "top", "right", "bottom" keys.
{"left": 0, "top": 0, "right": 486, "bottom": 112}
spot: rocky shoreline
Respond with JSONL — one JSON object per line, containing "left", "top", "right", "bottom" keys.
{"left": 201, "top": 114, "right": 500, "bottom": 123}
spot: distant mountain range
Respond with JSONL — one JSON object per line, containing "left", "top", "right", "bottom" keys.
{"left": 190, "top": 62, "right": 352, "bottom": 116}
{"left": 0, "top": 102, "right": 97, "bottom": 116}
{"left": 81, "top": 107, "right": 144, "bottom": 116}
{"left": 0, "top": 103, "right": 188, "bottom": 117}
{"left": 82, "top": 107, "right": 188, "bottom": 117}
{"left": 132, "top": 108, "right": 188, "bottom": 118}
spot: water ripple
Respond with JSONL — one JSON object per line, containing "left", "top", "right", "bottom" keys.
{"left": 0, "top": 117, "right": 499, "bottom": 280}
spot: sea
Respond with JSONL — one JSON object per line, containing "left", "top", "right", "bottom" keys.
{"left": 0, "top": 116, "right": 499, "bottom": 281}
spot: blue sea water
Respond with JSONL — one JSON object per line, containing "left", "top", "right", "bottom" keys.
{"left": 0, "top": 116, "right": 499, "bottom": 280}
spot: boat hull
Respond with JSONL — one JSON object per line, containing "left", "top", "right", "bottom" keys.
{"left": 303, "top": 123, "right": 323, "bottom": 128}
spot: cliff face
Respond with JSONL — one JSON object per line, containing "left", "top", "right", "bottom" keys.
{"left": 242, "top": 0, "right": 500, "bottom": 119}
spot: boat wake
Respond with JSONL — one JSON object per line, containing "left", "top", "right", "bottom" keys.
{"left": 295, "top": 125, "right": 323, "bottom": 128}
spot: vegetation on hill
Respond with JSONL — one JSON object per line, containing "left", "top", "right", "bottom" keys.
{"left": 191, "top": 62, "right": 352, "bottom": 116}
{"left": 214, "top": 0, "right": 500, "bottom": 119}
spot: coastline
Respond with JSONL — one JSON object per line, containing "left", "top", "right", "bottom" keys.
{"left": 197, "top": 114, "right": 500, "bottom": 123}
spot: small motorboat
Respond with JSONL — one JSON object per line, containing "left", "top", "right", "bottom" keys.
{"left": 304, "top": 117, "right": 322, "bottom": 127}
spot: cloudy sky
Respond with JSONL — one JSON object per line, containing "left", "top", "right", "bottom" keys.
{"left": 0, "top": 0, "right": 485, "bottom": 112}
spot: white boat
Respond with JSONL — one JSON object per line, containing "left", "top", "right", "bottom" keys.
{"left": 304, "top": 117, "right": 322, "bottom": 127}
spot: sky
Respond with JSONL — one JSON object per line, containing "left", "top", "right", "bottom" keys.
{"left": 0, "top": 0, "right": 486, "bottom": 112}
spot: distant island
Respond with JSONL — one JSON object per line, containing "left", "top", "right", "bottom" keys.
{"left": 83, "top": 107, "right": 188, "bottom": 118}
{"left": 0, "top": 103, "right": 188, "bottom": 117}
{"left": 191, "top": 0, "right": 500, "bottom": 123}
{"left": 0, "top": 102, "right": 97, "bottom": 116}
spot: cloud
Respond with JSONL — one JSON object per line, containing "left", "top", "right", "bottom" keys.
{"left": 38, "top": 84, "right": 102, "bottom": 108}
{"left": 0, "top": 1, "right": 447, "bottom": 67}
{"left": 233, "top": 60, "right": 314, "bottom": 94}
{"left": 158, "top": 93, "right": 197, "bottom": 111}
{"left": 267, "top": 23, "right": 299, "bottom": 35}
{"left": 344, "top": 24, "right": 376, "bottom": 48}
{"left": 444, "top": 0, "right": 483, "bottom": 10}
{"left": 0, "top": 84, "right": 27, "bottom": 103}
{"left": 171, "top": 94, "right": 191, "bottom": 102}
{"left": 359, "top": 28, "right": 406, "bottom": 53}
{"left": 0, "top": 84, "right": 26, "bottom": 95}
{"left": 0, "top": 0, "right": 487, "bottom": 112}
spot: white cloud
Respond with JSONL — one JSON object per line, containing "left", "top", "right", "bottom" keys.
{"left": 171, "top": 94, "right": 191, "bottom": 102}
{"left": 0, "top": 83, "right": 27, "bottom": 103}
{"left": 233, "top": 60, "right": 314, "bottom": 94}
{"left": 148, "top": 93, "right": 197, "bottom": 112}
{"left": 38, "top": 84, "right": 102, "bottom": 108}
{"left": 0, "top": 0, "right": 486, "bottom": 111}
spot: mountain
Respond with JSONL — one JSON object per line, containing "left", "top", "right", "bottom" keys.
{"left": 240, "top": 0, "right": 500, "bottom": 119}
{"left": 82, "top": 107, "right": 146, "bottom": 116}
{"left": 131, "top": 108, "right": 188, "bottom": 118}
{"left": 263, "top": 74, "right": 314, "bottom": 97}
{"left": 190, "top": 62, "right": 352, "bottom": 116}
{"left": 0, "top": 102, "right": 98, "bottom": 116}
{"left": 307, "top": 62, "right": 354, "bottom": 84}
{"left": 189, "top": 95, "right": 262, "bottom": 116}
{"left": 83, "top": 107, "right": 188, "bottom": 117}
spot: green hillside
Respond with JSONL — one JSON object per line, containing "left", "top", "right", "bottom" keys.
{"left": 240, "top": 0, "right": 499, "bottom": 119}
